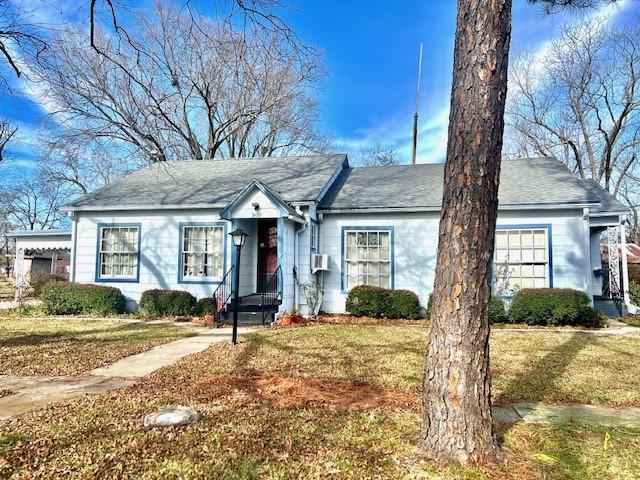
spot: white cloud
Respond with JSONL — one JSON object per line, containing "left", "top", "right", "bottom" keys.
{"left": 334, "top": 0, "right": 632, "bottom": 165}
{"left": 333, "top": 101, "right": 450, "bottom": 164}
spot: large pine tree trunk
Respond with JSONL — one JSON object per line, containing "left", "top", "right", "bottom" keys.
{"left": 422, "top": 0, "right": 512, "bottom": 465}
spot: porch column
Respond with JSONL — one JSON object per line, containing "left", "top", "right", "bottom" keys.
{"left": 14, "top": 248, "right": 25, "bottom": 302}
{"left": 620, "top": 215, "right": 631, "bottom": 307}
{"left": 582, "top": 207, "right": 593, "bottom": 304}
{"left": 608, "top": 226, "right": 621, "bottom": 298}
{"left": 50, "top": 250, "right": 58, "bottom": 275}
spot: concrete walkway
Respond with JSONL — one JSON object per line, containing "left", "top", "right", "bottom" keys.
{"left": 493, "top": 402, "right": 640, "bottom": 428}
{"left": 0, "top": 326, "right": 253, "bottom": 420}
{"left": 91, "top": 327, "right": 254, "bottom": 378}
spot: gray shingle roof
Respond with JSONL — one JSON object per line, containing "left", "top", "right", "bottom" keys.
{"left": 66, "top": 154, "right": 627, "bottom": 215}
{"left": 580, "top": 179, "right": 628, "bottom": 213}
{"left": 319, "top": 157, "right": 628, "bottom": 213}
{"left": 65, "top": 154, "right": 347, "bottom": 210}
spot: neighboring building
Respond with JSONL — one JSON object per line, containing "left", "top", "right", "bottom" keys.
{"left": 15, "top": 155, "right": 631, "bottom": 317}
{"left": 9, "top": 230, "right": 72, "bottom": 300}
{"left": 602, "top": 243, "right": 640, "bottom": 264}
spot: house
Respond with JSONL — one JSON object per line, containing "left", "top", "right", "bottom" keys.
{"left": 13, "top": 154, "right": 632, "bottom": 318}
{"left": 602, "top": 243, "right": 640, "bottom": 264}
{"left": 9, "top": 230, "right": 72, "bottom": 300}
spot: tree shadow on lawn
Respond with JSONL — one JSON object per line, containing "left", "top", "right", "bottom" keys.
{"left": 493, "top": 332, "right": 593, "bottom": 406}
{"left": 230, "top": 327, "right": 423, "bottom": 390}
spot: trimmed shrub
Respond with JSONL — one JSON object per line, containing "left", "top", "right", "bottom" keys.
{"left": 346, "top": 286, "right": 423, "bottom": 319}
{"left": 628, "top": 264, "right": 640, "bottom": 284}
{"left": 139, "top": 289, "right": 197, "bottom": 317}
{"left": 346, "top": 285, "right": 390, "bottom": 317}
{"left": 41, "top": 282, "right": 126, "bottom": 315}
{"left": 488, "top": 296, "right": 507, "bottom": 324}
{"left": 629, "top": 281, "right": 640, "bottom": 306}
{"left": 388, "top": 289, "right": 421, "bottom": 319}
{"left": 31, "top": 272, "right": 66, "bottom": 297}
{"left": 508, "top": 288, "right": 601, "bottom": 327}
{"left": 195, "top": 297, "right": 216, "bottom": 317}
{"left": 427, "top": 293, "right": 506, "bottom": 324}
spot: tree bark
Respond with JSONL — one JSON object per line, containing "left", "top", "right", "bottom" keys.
{"left": 422, "top": 0, "right": 511, "bottom": 465}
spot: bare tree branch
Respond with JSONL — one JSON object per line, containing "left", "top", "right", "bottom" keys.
{"left": 0, "top": 119, "right": 17, "bottom": 162}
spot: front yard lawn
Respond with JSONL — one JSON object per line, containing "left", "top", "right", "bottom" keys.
{"left": 1, "top": 324, "right": 639, "bottom": 479}
{"left": 0, "top": 318, "right": 195, "bottom": 376}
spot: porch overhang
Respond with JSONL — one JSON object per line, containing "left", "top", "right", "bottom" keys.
{"left": 219, "top": 178, "right": 305, "bottom": 223}
{"left": 9, "top": 229, "right": 72, "bottom": 251}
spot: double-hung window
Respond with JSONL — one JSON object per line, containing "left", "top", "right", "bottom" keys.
{"left": 180, "top": 224, "right": 225, "bottom": 281}
{"left": 98, "top": 225, "right": 140, "bottom": 280}
{"left": 494, "top": 227, "right": 549, "bottom": 294}
{"left": 344, "top": 228, "right": 392, "bottom": 290}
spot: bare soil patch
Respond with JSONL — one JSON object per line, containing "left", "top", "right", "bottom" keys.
{"left": 188, "top": 374, "right": 419, "bottom": 411}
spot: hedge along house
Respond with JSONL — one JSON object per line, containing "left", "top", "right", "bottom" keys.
{"left": 60, "top": 154, "right": 631, "bottom": 319}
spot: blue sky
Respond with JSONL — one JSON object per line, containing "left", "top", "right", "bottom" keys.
{"left": 1, "top": 0, "right": 639, "bottom": 180}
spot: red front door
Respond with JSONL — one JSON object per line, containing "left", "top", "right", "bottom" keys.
{"left": 257, "top": 219, "right": 278, "bottom": 292}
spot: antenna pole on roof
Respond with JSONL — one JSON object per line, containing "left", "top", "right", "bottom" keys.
{"left": 411, "top": 42, "right": 423, "bottom": 166}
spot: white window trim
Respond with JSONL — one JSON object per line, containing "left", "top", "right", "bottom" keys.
{"left": 179, "top": 224, "right": 226, "bottom": 283}
{"left": 97, "top": 225, "right": 140, "bottom": 282}
{"left": 494, "top": 226, "right": 551, "bottom": 295}
{"left": 343, "top": 228, "right": 393, "bottom": 291}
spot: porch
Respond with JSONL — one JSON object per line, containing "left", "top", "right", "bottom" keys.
{"left": 589, "top": 213, "right": 632, "bottom": 317}
{"left": 213, "top": 179, "right": 306, "bottom": 323}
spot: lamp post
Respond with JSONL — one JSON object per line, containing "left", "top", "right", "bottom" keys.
{"left": 229, "top": 228, "right": 248, "bottom": 345}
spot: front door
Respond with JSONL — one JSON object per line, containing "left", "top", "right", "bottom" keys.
{"left": 257, "top": 219, "right": 278, "bottom": 292}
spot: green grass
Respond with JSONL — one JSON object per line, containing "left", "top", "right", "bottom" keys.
{"left": 619, "top": 314, "right": 640, "bottom": 327}
{"left": 0, "top": 318, "right": 196, "bottom": 376}
{"left": 503, "top": 423, "right": 640, "bottom": 480}
{"left": 159, "top": 324, "right": 640, "bottom": 407}
{"left": 0, "top": 324, "right": 639, "bottom": 479}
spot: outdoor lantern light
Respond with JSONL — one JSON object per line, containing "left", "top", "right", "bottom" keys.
{"left": 229, "top": 228, "right": 248, "bottom": 248}
{"left": 229, "top": 228, "right": 249, "bottom": 344}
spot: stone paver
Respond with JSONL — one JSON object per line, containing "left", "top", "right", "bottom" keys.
{"left": 0, "top": 326, "right": 252, "bottom": 419}
{"left": 493, "top": 402, "right": 640, "bottom": 428}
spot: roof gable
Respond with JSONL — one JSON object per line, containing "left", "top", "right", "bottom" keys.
{"left": 219, "top": 179, "right": 303, "bottom": 221}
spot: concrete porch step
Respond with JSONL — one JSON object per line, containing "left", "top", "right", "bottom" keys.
{"left": 594, "top": 297, "right": 626, "bottom": 318}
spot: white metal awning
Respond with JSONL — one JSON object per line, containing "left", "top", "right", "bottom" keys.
{"left": 9, "top": 230, "right": 72, "bottom": 251}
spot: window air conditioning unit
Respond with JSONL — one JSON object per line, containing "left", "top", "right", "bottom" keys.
{"left": 312, "top": 254, "right": 330, "bottom": 273}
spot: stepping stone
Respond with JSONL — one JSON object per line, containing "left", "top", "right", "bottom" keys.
{"left": 143, "top": 405, "right": 200, "bottom": 428}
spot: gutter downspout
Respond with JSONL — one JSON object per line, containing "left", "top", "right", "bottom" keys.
{"left": 294, "top": 207, "right": 307, "bottom": 311}
{"left": 69, "top": 211, "right": 78, "bottom": 283}
{"left": 582, "top": 207, "right": 594, "bottom": 307}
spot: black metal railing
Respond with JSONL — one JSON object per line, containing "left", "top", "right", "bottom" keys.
{"left": 261, "top": 265, "right": 282, "bottom": 324}
{"left": 601, "top": 266, "right": 624, "bottom": 316}
{"left": 212, "top": 265, "right": 235, "bottom": 323}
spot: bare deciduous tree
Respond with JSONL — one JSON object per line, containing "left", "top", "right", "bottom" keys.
{"left": 0, "top": 0, "right": 47, "bottom": 90}
{"left": 350, "top": 143, "right": 399, "bottom": 167}
{"left": 0, "top": 173, "right": 67, "bottom": 231}
{"left": 505, "top": 22, "right": 640, "bottom": 197}
{"left": 40, "top": 140, "right": 138, "bottom": 195}
{"left": 0, "top": 118, "right": 17, "bottom": 162}
{"left": 32, "top": 1, "right": 324, "bottom": 166}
